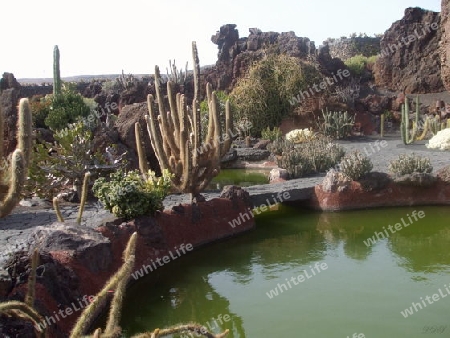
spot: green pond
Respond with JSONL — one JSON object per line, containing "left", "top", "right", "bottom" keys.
{"left": 207, "top": 169, "right": 269, "bottom": 190}
{"left": 119, "top": 205, "right": 450, "bottom": 337}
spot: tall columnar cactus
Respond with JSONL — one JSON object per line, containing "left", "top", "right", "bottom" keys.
{"left": 145, "top": 41, "right": 233, "bottom": 202}
{"left": 400, "top": 96, "right": 420, "bottom": 145}
{"left": 53, "top": 45, "right": 61, "bottom": 96}
{"left": 0, "top": 98, "right": 33, "bottom": 218}
{"left": 380, "top": 113, "right": 385, "bottom": 138}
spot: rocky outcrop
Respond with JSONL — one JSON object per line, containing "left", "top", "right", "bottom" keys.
{"left": 207, "top": 24, "right": 326, "bottom": 92}
{"left": 441, "top": 0, "right": 450, "bottom": 91}
{"left": 326, "top": 36, "right": 381, "bottom": 61}
{"left": 114, "top": 102, "right": 160, "bottom": 172}
{"left": 373, "top": 7, "right": 444, "bottom": 93}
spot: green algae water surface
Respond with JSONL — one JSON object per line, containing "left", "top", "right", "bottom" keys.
{"left": 120, "top": 205, "right": 450, "bottom": 337}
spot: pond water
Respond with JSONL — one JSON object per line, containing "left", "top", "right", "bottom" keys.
{"left": 207, "top": 169, "right": 269, "bottom": 190}
{"left": 119, "top": 205, "right": 450, "bottom": 337}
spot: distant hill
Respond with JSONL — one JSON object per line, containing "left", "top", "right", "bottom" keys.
{"left": 17, "top": 74, "right": 152, "bottom": 85}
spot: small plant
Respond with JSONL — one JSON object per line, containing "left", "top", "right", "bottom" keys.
{"left": 261, "top": 126, "right": 282, "bottom": 141}
{"left": 338, "top": 151, "right": 373, "bottom": 180}
{"left": 318, "top": 109, "right": 355, "bottom": 139}
{"left": 388, "top": 153, "right": 433, "bottom": 176}
{"left": 275, "top": 137, "right": 345, "bottom": 178}
{"left": 92, "top": 169, "right": 173, "bottom": 220}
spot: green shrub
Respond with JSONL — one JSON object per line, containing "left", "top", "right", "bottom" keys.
{"left": 344, "top": 54, "right": 378, "bottom": 76}
{"left": 274, "top": 136, "right": 345, "bottom": 179}
{"left": 231, "top": 54, "right": 322, "bottom": 136}
{"left": 29, "top": 95, "right": 52, "bottom": 129}
{"left": 26, "top": 121, "right": 113, "bottom": 199}
{"left": 44, "top": 88, "right": 91, "bottom": 131}
{"left": 261, "top": 126, "right": 282, "bottom": 141}
{"left": 338, "top": 150, "right": 373, "bottom": 180}
{"left": 92, "top": 169, "right": 173, "bottom": 220}
{"left": 388, "top": 153, "right": 433, "bottom": 176}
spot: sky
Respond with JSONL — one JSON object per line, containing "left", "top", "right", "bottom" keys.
{"left": 1, "top": 0, "right": 442, "bottom": 79}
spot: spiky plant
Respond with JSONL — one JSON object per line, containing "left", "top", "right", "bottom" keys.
{"left": 0, "top": 249, "right": 46, "bottom": 337}
{"left": 0, "top": 98, "right": 33, "bottom": 218}
{"left": 145, "top": 42, "right": 233, "bottom": 202}
{"left": 53, "top": 45, "right": 62, "bottom": 97}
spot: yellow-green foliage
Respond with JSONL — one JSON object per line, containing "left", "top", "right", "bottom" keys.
{"left": 344, "top": 54, "right": 378, "bottom": 76}
{"left": 231, "top": 54, "right": 322, "bottom": 136}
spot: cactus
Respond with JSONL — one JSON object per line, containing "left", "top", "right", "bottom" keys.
{"left": 400, "top": 96, "right": 420, "bottom": 145}
{"left": 76, "top": 172, "right": 90, "bottom": 224}
{"left": 321, "top": 109, "right": 355, "bottom": 139}
{"left": 135, "top": 122, "right": 149, "bottom": 175}
{"left": 0, "top": 249, "right": 46, "bottom": 337}
{"left": 380, "top": 113, "right": 385, "bottom": 138}
{"left": 145, "top": 41, "right": 233, "bottom": 202}
{"left": 53, "top": 45, "right": 61, "bottom": 96}
{"left": 0, "top": 98, "right": 33, "bottom": 218}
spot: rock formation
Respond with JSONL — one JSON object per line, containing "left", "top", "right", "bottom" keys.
{"left": 373, "top": 7, "right": 444, "bottom": 93}
{"left": 441, "top": 0, "right": 450, "bottom": 91}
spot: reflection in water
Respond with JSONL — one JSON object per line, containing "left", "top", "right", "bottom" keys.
{"left": 119, "top": 205, "right": 450, "bottom": 337}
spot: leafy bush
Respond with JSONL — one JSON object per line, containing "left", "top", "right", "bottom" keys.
{"left": 92, "top": 169, "right": 173, "bottom": 220}
{"left": 338, "top": 151, "right": 373, "bottom": 180}
{"left": 231, "top": 54, "right": 322, "bottom": 136}
{"left": 26, "top": 121, "right": 116, "bottom": 199}
{"left": 274, "top": 136, "right": 345, "bottom": 179}
{"left": 285, "top": 128, "right": 316, "bottom": 143}
{"left": 44, "top": 88, "right": 91, "bottom": 131}
{"left": 388, "top": 153, "right": 433, "bottom": 176}
{"left": 344, "top": 54, "right": 378, "bottom": 76}
{"left": 261, "top": 126, "right": 282, "bottom": 141}
{"left": 29, "top": 95, "right": 52, "bottom": 128}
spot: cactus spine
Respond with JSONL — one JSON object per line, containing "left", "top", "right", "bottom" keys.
{"left": 53, "top": 45, "right": 61, "bottom": 96}
{"left": 0, "top": 98, "right": 33, "bottom": 218}
{"left": 400, "top": 95, "right": 419, "bottom": 145}
{"left": 145, "top": 41, "right": 233, "bottom": 202}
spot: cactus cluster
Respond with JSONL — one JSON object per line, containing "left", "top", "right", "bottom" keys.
{"left": 145, "top": 41, "right": 233, "bottom": 202}
{"left": 400, "top": 96, "right": 420, "bottom": 145}
{"left": 0, "top": 98, "right": 33, "bottom": 218}
{"left": 320, "top": 109, "right": 355, "bottom": 139}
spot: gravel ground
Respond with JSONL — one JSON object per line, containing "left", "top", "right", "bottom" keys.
{"left": 0, "top": 135, "right": 449, "bottom": 267}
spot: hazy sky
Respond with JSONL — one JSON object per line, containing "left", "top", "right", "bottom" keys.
{"left": 1, "top": 0, "right": 441, "bottom": 79}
